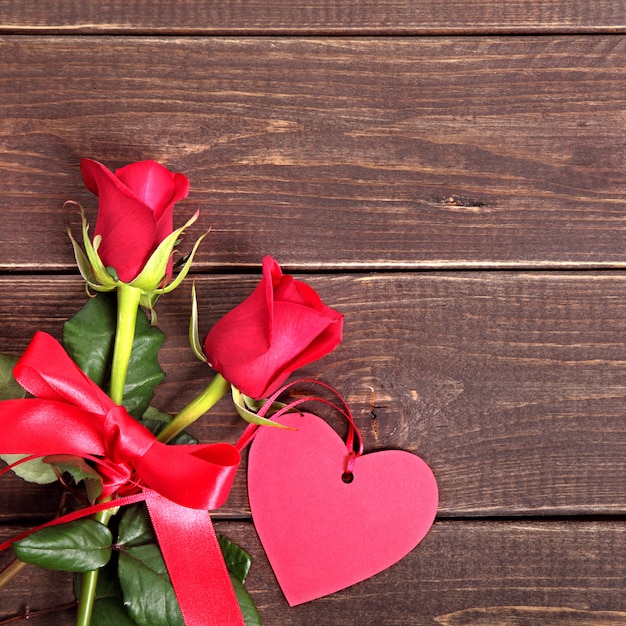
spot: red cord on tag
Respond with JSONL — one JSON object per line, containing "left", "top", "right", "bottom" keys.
{"left": 235, "top": 379, "right": 364, "bottom": 475}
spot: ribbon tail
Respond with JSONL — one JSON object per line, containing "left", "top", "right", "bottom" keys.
{"left": 146, "top": 492, "right": 245, "bottom": 626}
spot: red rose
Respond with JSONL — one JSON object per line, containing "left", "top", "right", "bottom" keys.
{"left": 203, "top": 256, "right": 343, "bottom": 399}
{"left": 80, "top": 158, "right": 190, "bottom": 284}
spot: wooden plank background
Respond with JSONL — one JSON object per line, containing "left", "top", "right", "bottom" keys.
{"left": 0, "top": 1, "right": 624, "bottom": 34}
{"left": 1, "top": 3, "right": 625, "bottom": 625}
{"left": 3, "top": 521, "right": 626, "bottom": 625}
{"left": 2, "top": 37, "right": 626, "bottom": 271}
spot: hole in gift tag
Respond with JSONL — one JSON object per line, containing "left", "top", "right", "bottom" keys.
{"left": 342, "top": 471, "right": 354, "bottom": 484}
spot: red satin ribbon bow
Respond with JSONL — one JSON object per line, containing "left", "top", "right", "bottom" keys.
{"left": 0, "top": 331, "right": 245, "bottom": 626}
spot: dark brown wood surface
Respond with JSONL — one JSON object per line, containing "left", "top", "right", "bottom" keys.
{"left": 0, "top": 1, "right": 624, "bottom": 34}
{"left": 2, "top": 273, "right": 626, "bottom": 523}
{"left": 1, "top": 3, "right": 625, "bottom": 626}
{"left": 2, "top": 37, "right": 626, "bottom": 271}
{"left": 3, "top": 521, "right": 626, "bottom": 625}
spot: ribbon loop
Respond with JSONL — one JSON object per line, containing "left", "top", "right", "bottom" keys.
{"left": 14, "top": 331, "right": 114, "bottom": 414}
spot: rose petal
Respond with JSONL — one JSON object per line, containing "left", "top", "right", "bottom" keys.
{"left": 203, "top": 281, "right": 272, "bottom": 369}
{"left": 219, "top": 303, "right": 343, "bottom": 399}
{"left": 115, "top": 161, "right": 189, "bottom": 222}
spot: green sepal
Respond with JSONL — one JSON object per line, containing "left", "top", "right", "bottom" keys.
{"left": 66, "top": 218, "right": 116, "bottom": 295}
{"left": 14, "top": 519, "right": 113, "bottom": 572}
{"left": 139, "top": 291, "right": 161, "bottom": 324}
{"left": 129, "top": 210, "right": 200, "bottom": 293}
{"left": 67, "top": 219, "right": 96, "bottom": 285}
{"left": 189, "top": 283, "right": 207, "bottom": 363}
{"left": 153, "top": 225, "right": 209, "bottom": 296}
{"left": 75, "top": 206, "right": 118, "bottom": 290}
{"left": 68, "top": 204, "right": 204, "bottom": 302}
{"left": 231, "top": 386, "right": 294, "bottom": 430}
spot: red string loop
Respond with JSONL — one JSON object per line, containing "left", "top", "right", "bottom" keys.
{"left": 236, "top": 378, "right": 364, "bottom": 473}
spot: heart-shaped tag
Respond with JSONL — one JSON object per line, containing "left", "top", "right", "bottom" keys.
{"left": 248, "top": 411, "right": 438, "bottom": 606}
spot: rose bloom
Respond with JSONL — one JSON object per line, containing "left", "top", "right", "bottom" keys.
{"left": 203, "top": 256, "right": 343, "bottom": 399}
{"left": 80, "top": 158, "right": 190, "bottom": 284}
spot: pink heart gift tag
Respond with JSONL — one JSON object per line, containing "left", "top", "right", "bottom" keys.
{"left": 247, "top": 411, "right": 438, "bottom": 606}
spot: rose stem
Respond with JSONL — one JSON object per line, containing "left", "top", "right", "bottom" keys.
{"left": 75, "top": 283, "right": 141, "bottom": 626}
{"left": 0, "top": 558, "right": 27, "bottom": 592}
{"left": 157, "top": 373, "right": 230, "bottom": 443}
{"left": 108, "top": 283, "right": 142, "bottom": 405}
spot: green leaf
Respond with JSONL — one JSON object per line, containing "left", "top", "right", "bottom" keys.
{"left": 14, "top": 519, "right": 113, "bottom": 572}
{"left": 117, "top": 506, "right": 183, "bottom": 626}
{"left": 63, "top": 293, "right": 165, "bottom": 418}
{"left": 45, "top": 454, "right": 103, "bottom": 501}
{"left": 140, "top": 406, "right": 198, "bottom": 445}
{"left": 91, "top": 596, "right": 139, "bottom": 626}
{"left": 0, "top": 353, "right": 25, "bottom": 400}
{"left": 0, "top": 454, "right": 58, "bottom": 484}
{"left": 63, "top": 293, "right": 117, "bottom": 387}
{"left": 119, "top": 542, "right": 184, "bottom": 626}
{"left": 116, "top": 504, "right": 155, "bottom": 547}
{"left": 117, "top": 504, "right": 260, "bottom": 625}
{"left": 123, "top": 310, "right": 165, "bottom": 418}
{"left": 218, "top": 534, "right": 252, "bottom": 584}
{"left": 230, "top": 575, "right": 262, "bottom": 626}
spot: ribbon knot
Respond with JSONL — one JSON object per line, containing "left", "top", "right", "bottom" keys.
{"left": 0, "top": 332, "right": 245, "bottom": 626}
{"left": 98, "top": 406, "right": 149, "bottom": 494}
{"left": 104, "top": 405, "right": 156, "bottom": 464}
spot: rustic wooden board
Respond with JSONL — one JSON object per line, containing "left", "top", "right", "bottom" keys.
{"left": 2, "top": 37, "right": 626, "bottom": 271}
{"left": 0, "top": 1, "right": 624, "bottom": 34}
{"left": 2, "top": 520, "right": 626, "bottom": 624}
{"left": 2, "top": 273, "right": 625, "bottom": 521}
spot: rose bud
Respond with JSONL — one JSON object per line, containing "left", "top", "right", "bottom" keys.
{"left": 80, "top": 158, "right": 190, "bottom": 284}
{"left": 203, "top": 256, "right": 343, "bottom": 399}
{"left": 68, "top": 159, "right": 205, "bottom": 312}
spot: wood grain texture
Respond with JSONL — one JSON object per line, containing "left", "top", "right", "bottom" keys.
{"left": 2, "top": 520, "right": 626, "bottom": 625}
{"left": 0, "top": 1, "right": 624, "bottom": 34}
{"left": 1, "top": 11, "right": 625, "bottom": 622}
{"left": 2, "top": 273, "right": 626, "bottom": 520}
{"left": 2, "top": 37, "right": 626, "bottom": 271}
